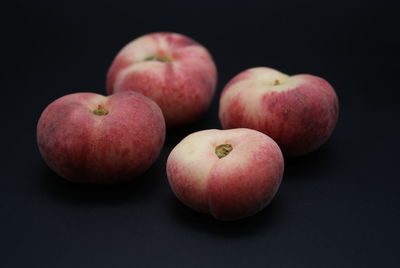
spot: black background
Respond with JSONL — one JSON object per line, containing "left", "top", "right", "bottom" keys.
{"left": 2, "top": 0, "right": 400, "bottom": 267}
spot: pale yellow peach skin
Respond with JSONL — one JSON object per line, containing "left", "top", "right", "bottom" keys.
{"left": 166, "top": 128, "right": 284, "bottom": 221}
{"left": 219, "top": 67, "right": 339, "bottom": 157}
{"left": 107, "top": 32, "right": 217, "bottom": 128}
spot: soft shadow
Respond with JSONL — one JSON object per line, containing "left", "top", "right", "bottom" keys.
{"left": 284, "top": 144, "right": 335, "bottom": 180}
{"left": 168, "top": 194, "right": 286, "bottom": 238}
{"left": 39, "top": 157, "right": 164, "bottom": 205}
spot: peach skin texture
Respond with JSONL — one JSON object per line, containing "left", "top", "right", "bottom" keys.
{"left": 37, "top": 91, "right": 165, "bottom": 184}
{"left": 219, "top": 67, "right": 339, "bottom": 157}
{"left": 167, "top": 128, "right": 284, "bottom": 221}
{"left": 107, "top": 32, "right": 217, "bottom": 128}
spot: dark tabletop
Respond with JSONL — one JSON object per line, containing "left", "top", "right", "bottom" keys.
{"left": 2, "top": 0, "right": 400, "bottom": 267}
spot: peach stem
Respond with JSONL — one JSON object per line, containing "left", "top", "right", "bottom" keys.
{"left": 93, "top": 105, "right": 109, "bottom": 116}
{"left": 215, "top": 144, "right": 233, "bottom": 158}
{"left": 144, "top": 55, "right": 173, "bottom": 62}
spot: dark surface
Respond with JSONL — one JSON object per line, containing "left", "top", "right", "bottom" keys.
{"left": 2, "top": 0, "right": 400, "bottom": 267}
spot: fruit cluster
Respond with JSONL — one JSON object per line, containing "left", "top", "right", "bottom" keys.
{"left": 37, "top": 32, "right": 339, "bottom": 221}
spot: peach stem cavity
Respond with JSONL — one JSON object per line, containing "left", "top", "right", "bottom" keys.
{"left": 144, "top": 54, "right": 173, "bottom": 62}
{"left": 215, "top": 144, "right": 233, "bottom": 159}
{"left": 93, "top": 105, "right": 109, "bottom": 116}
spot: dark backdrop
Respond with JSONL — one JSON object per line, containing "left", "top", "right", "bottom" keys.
{"left": 2, "top": 0, "right": 400, "bottom": 267}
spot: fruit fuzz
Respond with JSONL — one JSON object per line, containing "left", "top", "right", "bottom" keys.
{"left": 37, "top": 31, "right": 339, "bottom": 221}
{"left": 166, "top": 128, "right": 284, "bottom": 221}
{"left": 37, "top": 91, "right": 166, "bottom": 183}
{"left": 219, "top": 67, "right": 339, "bottom": 157}
{"left": 107, "top": 32, "right": 217, "bottom": 128}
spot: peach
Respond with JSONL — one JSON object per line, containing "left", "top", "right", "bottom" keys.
{"left": 106, "top": 32, "right": 217, "bottom": 128}
{"left": 37, "top": 91, "right": 165, "bottom": 183}
{"left": 166, "top": 128, "right": 284, "bottom": 221}
{"left": 219, "top": 67, "right": 339, "bottom": 157}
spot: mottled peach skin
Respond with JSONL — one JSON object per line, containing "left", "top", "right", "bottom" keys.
{"left": 37, "top": 91, "right": 165, "bottom": 184}
{"left": 107, "top": 32, "right": 217, "bottom": 128}
{"left": 219, "top": 67, "right": 339, "bottom": 157}
{"left": 166, "top": 128, "right": 284, "bottom": 221}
